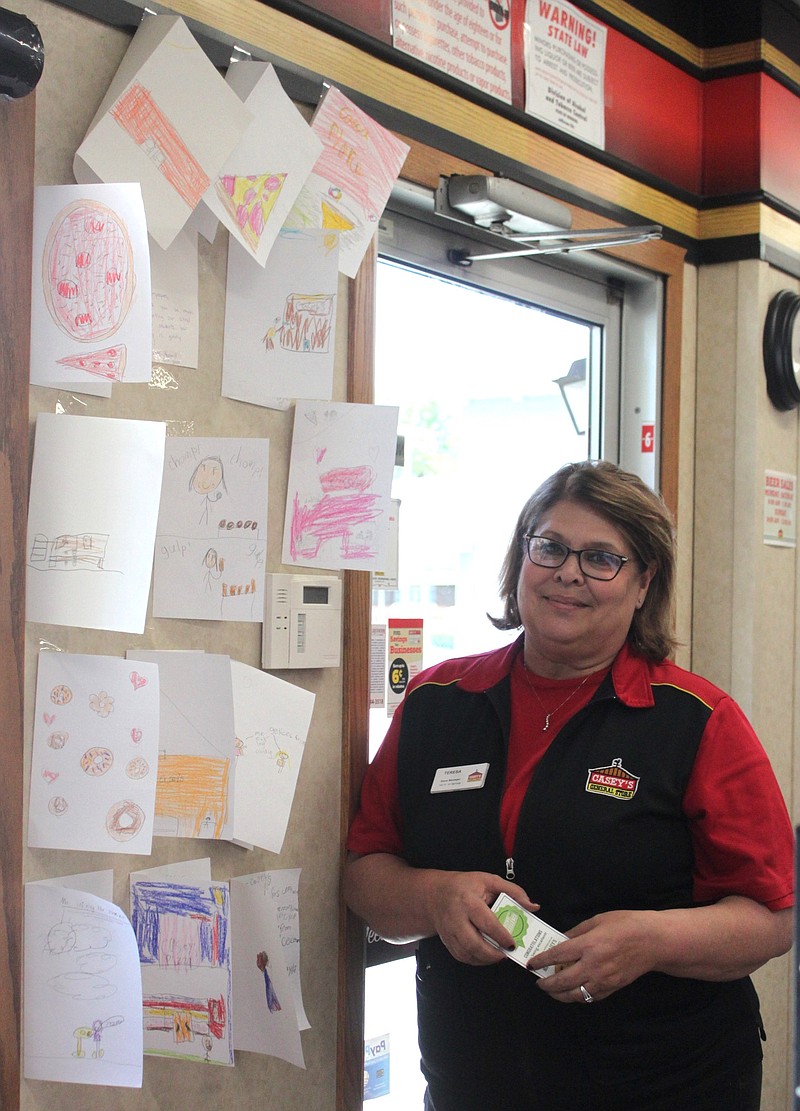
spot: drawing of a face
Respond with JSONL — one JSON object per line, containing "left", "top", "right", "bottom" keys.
{"left": 190, "top": 457, "right": 224, "bottom": 498}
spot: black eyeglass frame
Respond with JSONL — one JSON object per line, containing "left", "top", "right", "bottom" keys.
{"left": 523, "top": 534, "right": 630, "bottom": 581}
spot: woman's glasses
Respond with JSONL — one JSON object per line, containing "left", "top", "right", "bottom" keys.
{"left": 524, "top": 535, "right": 629, "bottom": 581}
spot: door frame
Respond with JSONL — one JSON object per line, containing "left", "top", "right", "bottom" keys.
{"left": 337, "top": 138, "right": 687, "bottom": 1111}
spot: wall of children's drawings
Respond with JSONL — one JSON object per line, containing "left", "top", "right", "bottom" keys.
{"left": 19, "top": 1, "right": 407, "bottom": 1107}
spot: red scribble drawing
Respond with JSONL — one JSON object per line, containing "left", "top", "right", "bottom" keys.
{"left": 215, "top": 172, "right": 286, "bottom": 250}
{"left": 106, "top": 798, "right": 145, "bottom": 841}
{"left": 43, "top": 200, "right": 134, "bottom": 342}
{"left": 289, "top": 465, "right": 380, "bottom": 560}
{"left": 263, "top": 293, "right": 334, "bottom": 354}
{"left": 57, "top": 344, "right": 128, "bottom": 382}
{"left": 111, "top": 82, "right": 210, "bottom": 210}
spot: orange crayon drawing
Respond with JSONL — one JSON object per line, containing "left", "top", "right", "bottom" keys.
{"left": 111, "top": 83, "right": 210, "bottom": 209}
{"left": 155, "top": 753, "right": 231, "bottom": 838}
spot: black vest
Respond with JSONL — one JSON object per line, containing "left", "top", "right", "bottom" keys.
{"left": 397, "top": 672, "right": 763, "bottom": 1111}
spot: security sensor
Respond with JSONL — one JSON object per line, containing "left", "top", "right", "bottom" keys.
{"left": 446, "top": 175, "right": 572, "bottom": 235}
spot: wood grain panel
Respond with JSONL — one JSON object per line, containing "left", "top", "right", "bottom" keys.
{"left": 337, "top": 236, "right": 377, "bottom": 1111}
{"left": 0, "top": 88, "right": 34, "bottom": 1111}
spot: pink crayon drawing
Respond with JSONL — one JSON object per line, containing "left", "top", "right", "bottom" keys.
{"left": 311, "top": 87, "right": 409, "bottom": 220}
{"left": 289, "top": 464, "right": 380, "bottom": 561}
{"left": 216, "top": 172, "right": 286, "bottom": 251}
{"left": 57, "top": 345, "right": 128, "bottom": 382}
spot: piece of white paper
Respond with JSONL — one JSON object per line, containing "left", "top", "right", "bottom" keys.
{"left": 31, "top": 870, "right": 114, "bottom": 901}
{"left": 127, "top": 649, "right": 236, "bottom": 841}
{"left": 392, "top": 0, "right": 512, "bottom": 103}
{"left": 231, "top": 661, "right": 315, "bottom": 853}
{"left": 222, "top": 231, "right": 338, "bottom": 405}
{"left": 153, "top": 436, "right": 269, "bottom": 621}
{"left": 26, "top": 413, "right": 166, "bottom": 634}
{"left": 282, "top": 400, "right": 400, "bottom": 570}
{"left": 150, "top": 225, "right": 199, "bottom": 368}
{"left": 24, "top": 882, "right": 143, "bottom": 1086}
{"left": 230, "top": 870, "right": 306, "bottom": 1066}
{"left": 202, "top": 62, "right": 323, "bottom": 266}
{"left": 284, "top": 85, "right": 409, "bottom": 278}
{"left": 129, "top": 856, "right": 211, "bottom": 887}
{"left": 524, "top": 0, "right": 607, "bottom": 149}
{"left": 262, "top": 868, "right": 310, "bottom": 1031}
{"left": 30, "top": 182, "right": 152, "bottom": 388}
{"left": 130, "top": 865, "right": 234, "bottom": 1065}
{"left": 28, "top": 652, "right": 159, "bottom": 855}
{"left": 74, "top": 14, "right": 251, "bottom": 250}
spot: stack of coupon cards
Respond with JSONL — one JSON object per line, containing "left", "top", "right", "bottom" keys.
{"left": 483, "top": 893, "right": 568, "bottom": 977}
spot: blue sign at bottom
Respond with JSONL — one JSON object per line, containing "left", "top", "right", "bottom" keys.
{"left": 364, "top": 1034, "right": 390, "bottom": 1100}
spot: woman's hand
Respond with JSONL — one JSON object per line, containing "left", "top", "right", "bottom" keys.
{"left": 527, "top": 898, "right": 792, "bottom": 1004}
{"left": 343, "top": 852, "right": 539, "bottom": 966}
{"left": 528, "top": 909, "right": 657, "bottom": 1003}
{"left": 424, "top": 869, "right": 540, "bottom": 965}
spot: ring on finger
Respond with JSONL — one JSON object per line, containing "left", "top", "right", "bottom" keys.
{"left": 579, "top": 985, "right": 593, "bottom": 1004}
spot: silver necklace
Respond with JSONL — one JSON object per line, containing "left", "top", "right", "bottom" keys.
{"left": 521, "top": 663, "right": 592, "bottom": 732}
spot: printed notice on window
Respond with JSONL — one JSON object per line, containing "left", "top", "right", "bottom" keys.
{"left": 524, "top": 0, "right": 607, "bottom": 148}
{"left": 392, "top": 0, "right": 512, "bottom": 104}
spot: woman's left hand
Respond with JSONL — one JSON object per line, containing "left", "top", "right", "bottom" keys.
{"left": 527, "top": 909, "right": 660, "bottom": 1004}
{"left": 527, "top": 898, "right": 793, "bottom": 1003}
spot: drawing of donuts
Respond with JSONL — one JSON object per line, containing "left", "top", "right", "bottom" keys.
{"left": 105, "top": 799, "right": 144, "bottom": 841}
{"left": 80, "top": 747, "right": 114, "bottom": 776}
{"left": 43, "top": 199, "right": 135, "bottom": 342}
{"left": 48, "top": 796, "right": 68, "bottom": 816}
{"left": 47, "top": 731, "right": 69, "bottom": 749}
{"left": 125, "top": 756, "right": 149, "bottom": 780}
{"left": 50, "top": 684, "right": 73, "bottom": 705}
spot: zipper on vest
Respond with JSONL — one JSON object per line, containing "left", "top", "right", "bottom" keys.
{"left": 505, "top": 857, "right": 515, "bottom": 881}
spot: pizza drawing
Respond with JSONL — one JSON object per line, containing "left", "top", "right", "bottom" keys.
{"left": 43, "top": 199, "right": 135, "bottom": 342}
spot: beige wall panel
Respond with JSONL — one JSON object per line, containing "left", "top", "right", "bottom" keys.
{"left": 695, "top": 258, "right": 799, "bottom": 1111}
{"left": 18, "top": 2, "right": 343, "bottom": 1108}
{"left": 693, "top": 264, "right": 739, "bottom": 690}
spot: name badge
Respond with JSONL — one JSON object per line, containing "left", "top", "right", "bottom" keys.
{"left": 430, "top": 762, "right": 489, "bottom": 793}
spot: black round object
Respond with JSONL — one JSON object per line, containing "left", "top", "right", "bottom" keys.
{"left": 0, "top": 8, "right": 44, "bottom": 99}
{"left": 763, "top": 289, "right": 800, "bottom": 412}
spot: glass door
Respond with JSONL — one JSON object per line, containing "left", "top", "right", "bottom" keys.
{"left": 361, "top": 204, "right": 626, "bottom": 1108}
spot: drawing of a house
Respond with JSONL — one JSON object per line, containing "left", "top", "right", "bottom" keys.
{"left": 29, "top": 532, "right": 109, "bottom": 570}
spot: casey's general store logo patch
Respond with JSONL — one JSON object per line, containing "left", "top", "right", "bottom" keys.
{"left": 585, "top": 757, "right": 639, "bottom": 800}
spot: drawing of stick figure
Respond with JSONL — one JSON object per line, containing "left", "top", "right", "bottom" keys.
{"left": 202, "top": 548, "right": 223, "bottom": 591}
{"left": 189, "top": 456, "right": 226, "bottom": 526}
{"left": 91, "top": 1019, "right": 105, "bottom": 1058}
{"left": 73, "top": 1014, "right": 123, "bottom": 1058}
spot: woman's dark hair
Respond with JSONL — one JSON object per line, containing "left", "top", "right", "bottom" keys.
{"left": 489, "top": 460, "right": 678, "bottom": 661}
